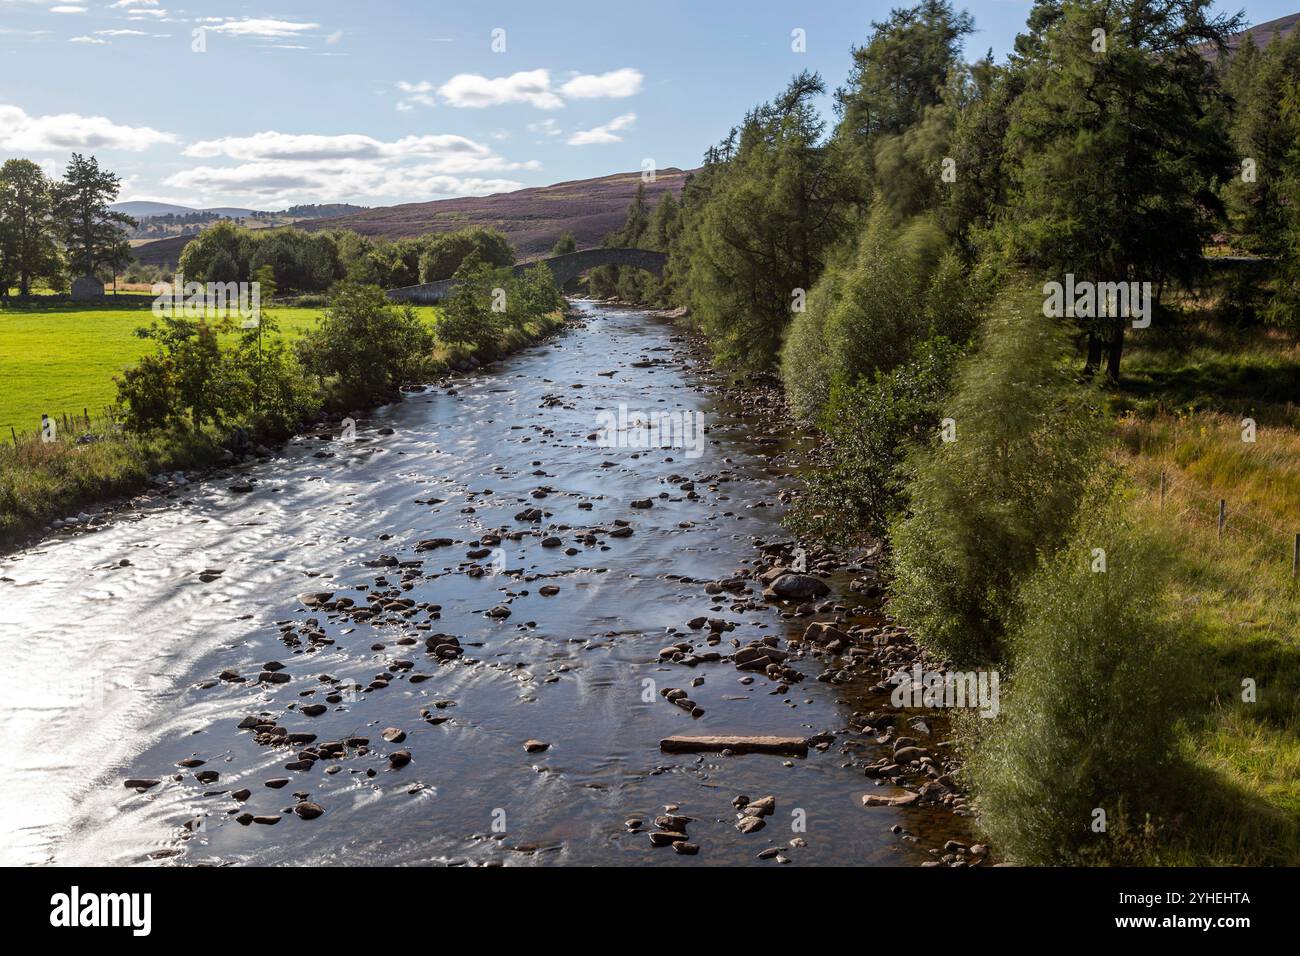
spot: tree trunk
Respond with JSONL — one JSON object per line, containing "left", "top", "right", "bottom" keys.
{"left": 1106, "top": 324, "right": 1125, "bottom": 382}
{"left": 1084, "top": 332, "right": 1102, "bottom": 377}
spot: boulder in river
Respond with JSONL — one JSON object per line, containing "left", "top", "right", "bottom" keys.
{"left": 765, "top": 574, "right": 830, "bottom": 601}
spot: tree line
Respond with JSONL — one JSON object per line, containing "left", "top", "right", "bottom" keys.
{"left": 175, "top": 221, "right": 517, "bottom": 295}
{"left": 602, "top": 0, "right": 1299, "bottom": 378}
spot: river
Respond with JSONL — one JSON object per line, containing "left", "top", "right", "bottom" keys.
{"left": 0, "top": 300, "right": 973, "bottom": 866}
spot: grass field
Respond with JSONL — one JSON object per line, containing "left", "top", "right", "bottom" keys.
{"left": 0, "top": 302, "right": 443, "bottom": 437}
{"left": 1113, "top": 311, "right": 1300, "bottom": 862}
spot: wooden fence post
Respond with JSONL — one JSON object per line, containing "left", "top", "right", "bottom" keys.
{"left": 1159, "top": 470, "right": 1166, "bottom": 508}
{"left": 1218, "top": 500, "right": 1226, "bottom": 540}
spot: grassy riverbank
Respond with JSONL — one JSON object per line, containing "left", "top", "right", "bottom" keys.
{"left": 0, "top": 301, "right": 566, "bottom": 549}
{"left": 0, "top": 302, "right": 444, "bottom": 436}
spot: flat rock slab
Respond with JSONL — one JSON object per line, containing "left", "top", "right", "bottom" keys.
{"left": 660, "top": 735, "right": 809, "bottom": 757}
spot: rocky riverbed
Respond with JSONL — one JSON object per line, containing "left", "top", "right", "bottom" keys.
{"left": 0, "top": 300, "right": 982, "bottom": 867}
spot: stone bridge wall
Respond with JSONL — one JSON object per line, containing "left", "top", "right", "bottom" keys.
{"left": 387, "top": 247, "right": 666, "bottom": 305}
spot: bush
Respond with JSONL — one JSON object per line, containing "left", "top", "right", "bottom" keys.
{"left": 118, "top": 314, "right": 231, "bottom": 430}
{"left": 436, "top": 256, "right": 509, "bottom": 352}
{"left": 965, "top": 494, "right": 1192, "bottom": 864}
{"left": 781, "top": 209, "right": 978, "bottom": 422}
{"left": 297, "top": 282, "right": 434, "bottom": 405}
{"left": 224, "top": 317, "right": 319, "bottom": 438}
{"left": 786, "top": 335, "right": 962, "bottom": 544}
{"left": 116, "top": 306, "right": 317, "bottom": 436}
{"left": 511, "top": 262, "right": 564, "bottom": 321}
{"left": 888, "top": 290, "right": 1108, "bottom": 663}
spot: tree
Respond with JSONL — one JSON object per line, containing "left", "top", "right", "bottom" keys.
{"left": 0, "top": 159, "right": 62, "bottom": 296}
{"left": 678, "top": 71, "right": 851, "bottom": 369}
{"left": 834, "top": 0, "right": 974, "bottom": 195}
{"left": 177, "top": 219, "right": 249, "bottom": 282}
{"left": 1264, "top": 71, "right": 1300, "bottom": 330}
{"left": 417, "top": 227, "right": 514, "bottom": 282}
{"left": 297, "top": 283, "right": 434, "bottom": 404}
{"left": 1005, "top": 0, "right": 1242, "bottom": 379}
{"left": 1225, "top": 28, "right": 1300, "bottom": 254}
{"left": 551, "top": 231, "right": 577, "bottom": 256}
{"left": 53, "top": 153, "right": 134, "bottom": 277}
{"left": 436, "top": 253, "right": 510, "bottom": 351}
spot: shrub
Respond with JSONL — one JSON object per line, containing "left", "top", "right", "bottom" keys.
{"left": 888, "top": 289, "right": 1108, "bottom": 663}
{"left": 510, "top": 262, "right": 564, "bottom": 322}
{"left": 118, "top": 314, "right": 231, "bottom": 430}
{"left": 781, "top": 209, "right": 975, "bottom": 422}
{"left": 786, "top": 335, "right": 962, "bottom": 544}
{"left": 297, "top": 282, "right": 434, "bottom": 405}
{"left": 436, "top": 256, "right": 508, "bottom": 352}
{"left": 965, "top": 494, "right": 1192, "bottom": 864}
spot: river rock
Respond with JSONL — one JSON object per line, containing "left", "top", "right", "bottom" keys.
{"left": 661, "top": 735, "right": 809, "bottom": 757}
{"left": 294, "top": 802, "right": 325, "bottom": 820}
{"left": 766, "top": 574, "right": 830, "bottom": 600}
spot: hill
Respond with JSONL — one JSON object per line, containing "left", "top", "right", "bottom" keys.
{"left": 129, "top": 168, "right": 691, "bottom": 267}
{"left": 112, "top": 201, "right": 260, "bottom": 219}
{"left": 1200, "top": 11, "right": 1300, "bottom": 60}
{"left": 297, "top": 167, "right": 692, "bottom": 258}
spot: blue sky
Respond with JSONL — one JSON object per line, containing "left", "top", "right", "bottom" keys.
{"left": 1, "top": 0, "right": 1294, "bottom": 209}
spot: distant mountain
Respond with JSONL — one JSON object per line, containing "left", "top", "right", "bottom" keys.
{"left": 112, "top": 201, "right": 261, "bottom": 219}
{"left": 1204, "top": 12, "right": 1300, "bottom": 60}
{"left": 298, "top": 167, "right": 693, "bottom": 258}
{"left": 131, "top": 168, "right": 693, "bottom": 267}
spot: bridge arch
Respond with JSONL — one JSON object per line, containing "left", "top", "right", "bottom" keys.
{"left": 387, "top": 247, "right": 665, "bottom": 304}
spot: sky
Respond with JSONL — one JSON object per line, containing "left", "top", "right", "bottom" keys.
{"left": 1, "top": 0, "right": 1295, "bottom": 210}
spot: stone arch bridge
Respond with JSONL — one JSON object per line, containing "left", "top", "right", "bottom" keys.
{"left": 386, "top": 247, "right": 666, "bottom": 305}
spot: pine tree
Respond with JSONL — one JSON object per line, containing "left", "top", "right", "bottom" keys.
{"left": 53, "top": 153, "right": 134, "bottom": 278}
{"left": 1006, "top": 0, "right": 1242, "bottom": 379}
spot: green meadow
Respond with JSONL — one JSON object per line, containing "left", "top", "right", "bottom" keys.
{"left": 0, "top": 302, "right": 443, "bottom": 437}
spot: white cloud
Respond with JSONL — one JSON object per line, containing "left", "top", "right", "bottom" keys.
{"left": 438, "top": 69, "right": 563, "bottom": 109}
{"left": 436, "top": 67, "right": 644, "bottom": 110}
{"left": 559, "top": 68, "right": 643, "bottom": 99}
{"left": 202, "top": 18, "right": 319, "bottom": 39}
{"left": 96, "top": 28, "right": 148, "bottom": 36}
{"left": 528, "top": 118, "right": 562, "bottom": 139}
{"left": 0, "top": 103, "right": 176, "bottom": 151}
{"left": 50, "top": 5, "right": 88, "bottom": 12}
{"left": 170, "top": 129, "right": 538, "bottom": 204}
{"left": 567, "top": 112, "right": 636, "bottom": 145}
{"left": 163, "top": 160, "right": 525, "bottom": 206}
{"left": 184, "top": 131, "right": 505, "bottom": 164}
{"left": 396, "top": 80, "right": 436, "bottom": 111}
{"left": 109, "top": 0, "right": 159, "bottom": 7}
{"left": 68, "top": 35, "right": 104, "bottom": 43}
{"left": 325, "top": 30, "right": 342, "bottom": 44}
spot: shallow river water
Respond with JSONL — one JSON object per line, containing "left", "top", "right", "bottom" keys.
{"left": 0, "top": 301, "right": 973, "bottom": 866}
